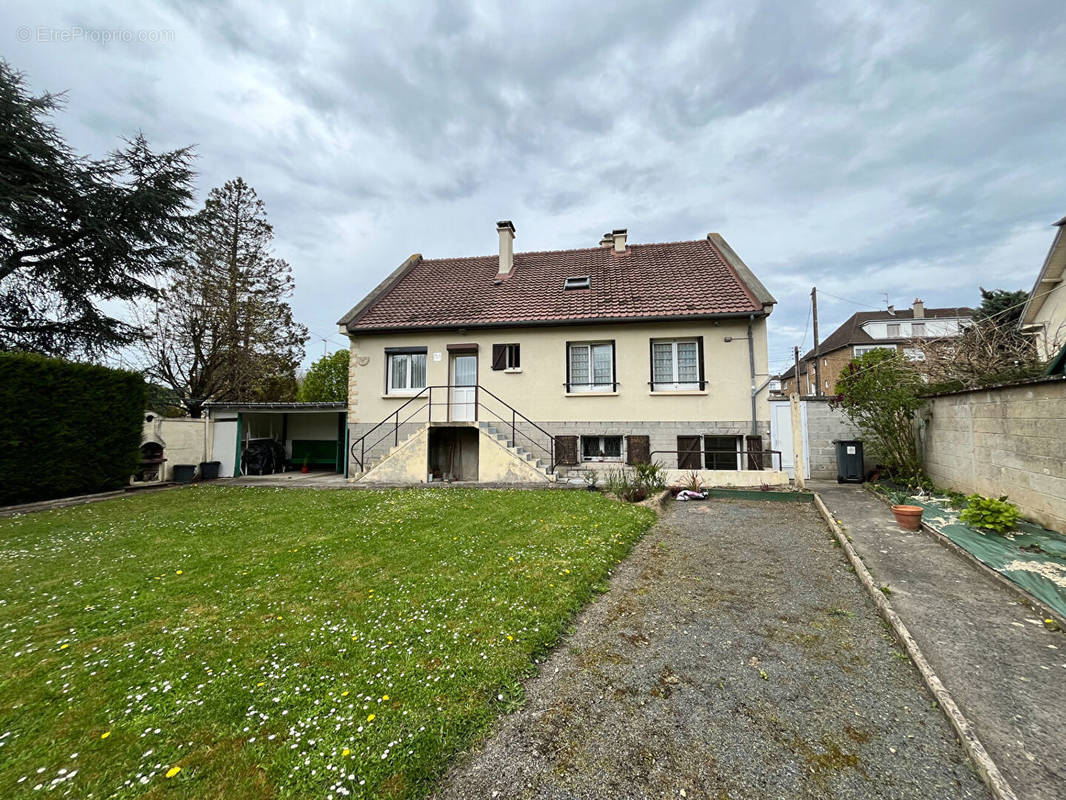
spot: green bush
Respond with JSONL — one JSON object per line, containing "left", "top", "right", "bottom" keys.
{"left": 0, "top": 352, "right": 146, "bottom": 505}
{"left": 959, "top": 494, "right": 1020, "bottom": 533}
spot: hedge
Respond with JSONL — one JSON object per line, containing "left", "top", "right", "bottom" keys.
{"left": 0, "top": 352, "right": 147, "bottom": 506}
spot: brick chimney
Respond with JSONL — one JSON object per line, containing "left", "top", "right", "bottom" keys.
{"left": 496, "top": 220, "right": 515, "bottom": 275}
{"left": 912, "top": 298, "right": 925, "bottom": 319}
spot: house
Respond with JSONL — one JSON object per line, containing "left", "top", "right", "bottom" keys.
{"left": 336, "top": 222, "right": 784, "bottom": 485}
{"left": 779, "top": 300, "right": 974, "bottom": 395}
{"left": 1019, "top": 215, "right": 1066, "bottom": 361}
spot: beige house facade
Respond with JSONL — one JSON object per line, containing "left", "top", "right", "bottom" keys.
{"left": 1020, "top": 215, "right": 1066, "bottom": 361}
{"left": 338, "top": 223, "right": 780, "bottom": 484}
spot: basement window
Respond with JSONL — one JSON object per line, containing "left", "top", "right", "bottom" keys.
{"left": 581, "top": 435, "right": 622, "bottom": 462}
{"left": 563, "top": 276, "right": 590, "bottom": 290}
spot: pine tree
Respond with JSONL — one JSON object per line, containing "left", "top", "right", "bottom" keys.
{"left": 0, "top": 61, "right": 195, "bottom": 358}
{"left": 145, "top": 178, "right": 308, "bottom": 417}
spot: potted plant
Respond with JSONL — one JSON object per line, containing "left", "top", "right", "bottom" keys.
{"left": 301, "top": 456, "right": 310, "bottom": 474}
{"left": 887, "top": 489, "right": 923, "bottom": 530}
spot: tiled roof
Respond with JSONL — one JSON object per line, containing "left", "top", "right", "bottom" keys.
{"left": 339, "top": 235, "right": 774, "bottom": 332}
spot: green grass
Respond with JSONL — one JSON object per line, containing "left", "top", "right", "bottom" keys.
{"left": 0, "top": 486, "right": 654, "bottom": 799}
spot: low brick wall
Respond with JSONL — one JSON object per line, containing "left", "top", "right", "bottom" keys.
{"left": 919, "top": 377, "right": 1066, "bottom": 533}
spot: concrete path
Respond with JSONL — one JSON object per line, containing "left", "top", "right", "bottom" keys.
{"left": 435, "top": 499, "right": 989, "bottom": 799}
{"left": 815, "top": 481, "right": 1066, "bottom": 800}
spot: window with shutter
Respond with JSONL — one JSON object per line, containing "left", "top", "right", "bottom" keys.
{"left": 491, "top": 344, "right": 520, "bottom": 370}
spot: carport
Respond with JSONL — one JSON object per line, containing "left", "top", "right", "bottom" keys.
{"left": 204, "top": 402, "right": 347, "bottom": 478}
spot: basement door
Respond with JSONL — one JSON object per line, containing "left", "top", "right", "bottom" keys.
{"left": 450, "top": 354, "right": 477, "bottom": 421}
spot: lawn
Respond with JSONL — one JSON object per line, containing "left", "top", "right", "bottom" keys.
{"left": 0, "top": 486, "right": 655, "bottom": 799}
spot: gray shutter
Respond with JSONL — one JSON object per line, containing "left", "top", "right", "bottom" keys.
{"left": 626, "top": 435, "right": 650, "bottom": 465}
{"left": 556, "top": 435, "right": 578, "bottom": 466}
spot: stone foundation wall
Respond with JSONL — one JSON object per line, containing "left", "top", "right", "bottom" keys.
{"left": 347, "top": 419, "right": 772, "bottom": 479}
{"left": 919, "top": 378, "right": 1066, "bottom": 533}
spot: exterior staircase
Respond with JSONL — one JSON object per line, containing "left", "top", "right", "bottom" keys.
{"left": 352, "top": 421, "right": 558, "bottom": 484}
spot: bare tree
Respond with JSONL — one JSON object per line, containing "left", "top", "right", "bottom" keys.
{"left": 142, "top": 178, "right": 307, "bottom": 417}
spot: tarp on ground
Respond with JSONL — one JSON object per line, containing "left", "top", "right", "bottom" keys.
{"left": 914, "top": 497, "right": 1066, "bottom": 620}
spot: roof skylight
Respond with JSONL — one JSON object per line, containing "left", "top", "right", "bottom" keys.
{"left": 563, "top": 276, "right": 590, "bottom": 290}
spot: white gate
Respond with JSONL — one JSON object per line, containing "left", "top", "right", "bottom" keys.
{"left": 769, "top": 399, "right": 809, "bottom": 479}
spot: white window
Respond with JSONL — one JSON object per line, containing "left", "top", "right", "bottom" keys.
{"left": 853, "top": 344, "right": 893, "bottom": 358}
{"left": 386, "top": 350, "right": 427, "bottom": 394}
{"left": 903, "top": 347, "right": 926, "bottom": 362}
{"left": 651, "top": 339, "right": 700, "bottom": 390}
{"left": 887, "top": 323, "right": 901, "bottom": 337}
{"left": 581, "top": 435, "right": 622, "bottom": 461}
{"left": 911, "top": 322, "right": 925, "bottom": 336}
{"left": 568, "top": 342, "right": 614, "bottom": 392}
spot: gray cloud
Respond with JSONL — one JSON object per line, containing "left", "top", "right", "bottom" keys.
{"left": 2, "top": 0, "right": 1064, "bottom": 375}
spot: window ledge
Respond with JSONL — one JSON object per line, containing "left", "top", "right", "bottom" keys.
{"left": 381, "top": 392, "right": 424, "bottom": 399}
{"left": 564, "top": 391, "right": 619, "bottom": 397}
{"left": 648, "top": 390, "right": 708, "bottom": 396}
{"left": 503, "top": 368, "right": 523, "bottom": 374}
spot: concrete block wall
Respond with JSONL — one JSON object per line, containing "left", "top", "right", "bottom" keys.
{"left": 802, "top": 398, "right": 865, "bottom": 479}
{"left": 919, "top": 378, "right": 1066, "bottom": 533}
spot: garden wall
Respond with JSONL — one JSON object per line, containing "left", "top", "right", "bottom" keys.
{"left": 918, "top": 377, "right": 1066, "bottom": 533}
{"left": 802, "top": 397, "right": 868, "bottom": 479}
{"left": 0, "top": 353, "right": 146, "bottom": 505}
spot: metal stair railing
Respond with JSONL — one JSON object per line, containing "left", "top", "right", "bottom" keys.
{"left": 348, "top": 385, "right": 555, "bottom": 473}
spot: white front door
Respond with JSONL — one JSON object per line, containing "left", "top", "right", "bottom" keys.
{"left": 450, "top": 354, "right": 477, "bottom": 421}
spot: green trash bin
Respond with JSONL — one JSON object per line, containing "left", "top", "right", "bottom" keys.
{"left": 173, "top": 464, "right": 196, "bottom": 483}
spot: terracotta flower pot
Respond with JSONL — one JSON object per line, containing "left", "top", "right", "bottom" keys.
{"left": 891, "top": 504, "right": 923, "bottom": 531}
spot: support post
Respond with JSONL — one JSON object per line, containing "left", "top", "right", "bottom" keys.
{"left": 790, "top": 392, "right": 806, "bottom": 490}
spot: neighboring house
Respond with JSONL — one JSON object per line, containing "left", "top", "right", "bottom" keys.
{"left": 779, "top": 300, "right": 974, "bottom": 395}
{"left": 336, "top": 222, "right": 781, "bottom": 484}
{"left": 1020, "top": 215, "right": 1066, "bottom": 361}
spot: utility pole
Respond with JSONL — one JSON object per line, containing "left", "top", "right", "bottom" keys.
{"left": 793, "top": 346, "right": 801, "bottom": 395}
{"left": 811, "top": 286, "right": 822, "bottom": 396}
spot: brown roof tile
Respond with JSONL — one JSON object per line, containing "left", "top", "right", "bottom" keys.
{"left": 340, "top": 236, "right": 773, "bottom": 332}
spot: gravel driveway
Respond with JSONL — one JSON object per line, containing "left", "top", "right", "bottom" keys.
{"left": 434, "top": 499, "right": 991, "bottom": 799}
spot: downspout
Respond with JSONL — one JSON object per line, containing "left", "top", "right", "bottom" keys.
{"left": 747, "top": 315, "right": 758, "bottom": 437}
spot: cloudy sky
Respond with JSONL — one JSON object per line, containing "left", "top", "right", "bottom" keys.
{"left": 5, "top": 0, "right": 1065, "bottom": 375}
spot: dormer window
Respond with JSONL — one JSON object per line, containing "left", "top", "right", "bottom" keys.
{"left": 563, "top": 276, "right": 590, "bottom": 290}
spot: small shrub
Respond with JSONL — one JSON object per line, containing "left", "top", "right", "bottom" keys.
{"left": 886, "top": 490, "right": 912, "bottom": 507}
{"left": 683, "top": 470, "right": 704, "bottom": 493}
{"left": 959, "top": 494, "right": 1020, "bottom": 533}
{"left": 603, "top": 468, "right": 630, "bottom": 498}
{"left": 603, "top": 464, "right": 662, "bottom": 502}
{"left": 633, "top": 461, "right": 666, "bottom": 493}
